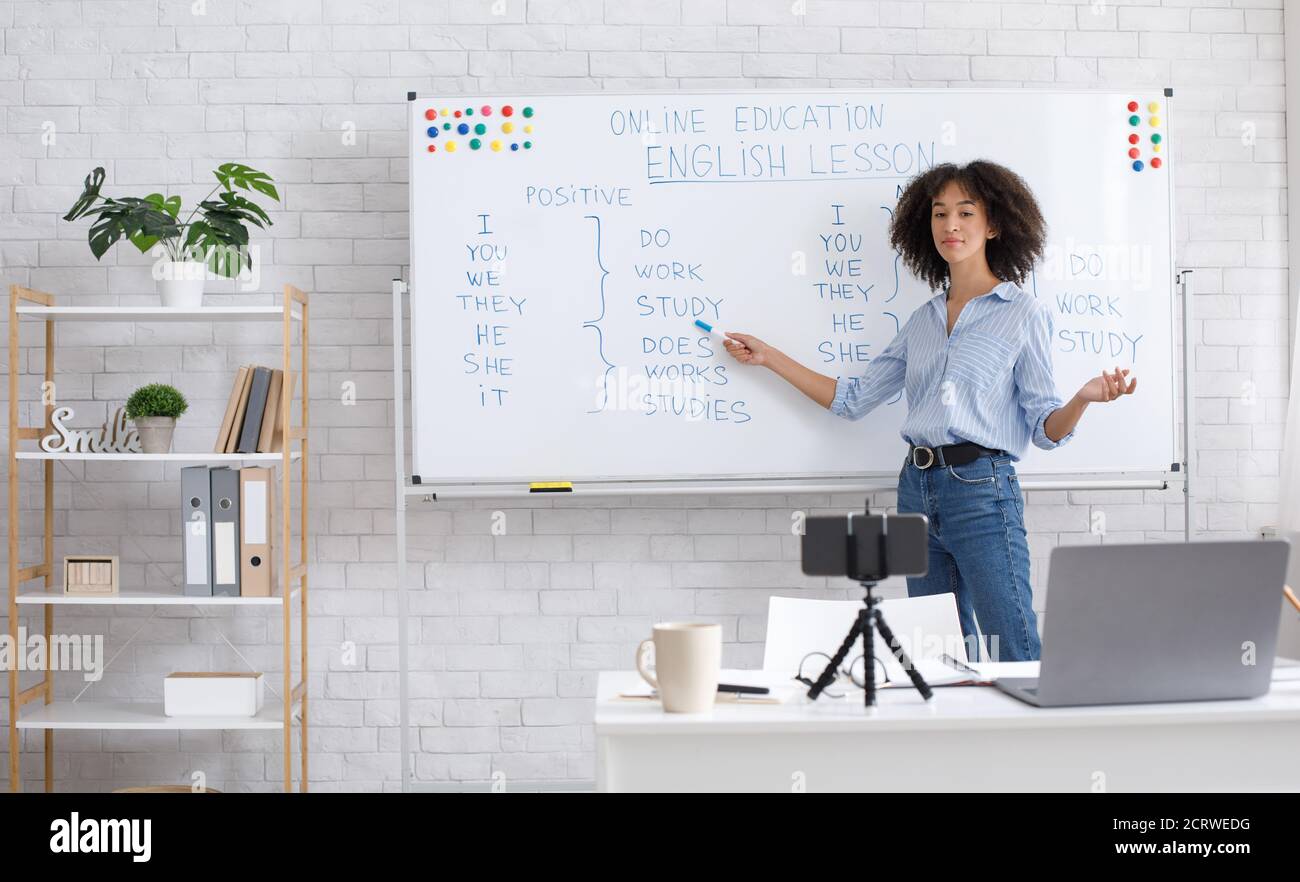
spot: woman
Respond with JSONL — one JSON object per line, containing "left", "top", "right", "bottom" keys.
{"left": 724, "top": 160, "right": 1137, "bottom": 662}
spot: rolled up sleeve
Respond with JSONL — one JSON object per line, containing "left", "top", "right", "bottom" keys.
{"left": 829, "top": 327, "right": 907, "bottom": 421}
{"left": 1015, "top": 307, "right": 1072, "bottom": 449}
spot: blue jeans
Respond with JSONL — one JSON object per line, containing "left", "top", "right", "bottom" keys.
{"left": 896, "top": 452, "right": 1041, "bottom": 662}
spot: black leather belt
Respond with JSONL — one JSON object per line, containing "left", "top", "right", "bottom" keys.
{"left": 907, "top": 441, "right": 1005, "bottom": 470}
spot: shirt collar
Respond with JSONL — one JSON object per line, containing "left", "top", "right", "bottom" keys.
{"left": 932, "top": 280, "right": 1020, "bottom": 306}
{"left": 989, "top": 281, "right": 1019, "bottom": 301}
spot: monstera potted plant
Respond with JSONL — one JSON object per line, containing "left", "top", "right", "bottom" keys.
{"left": 125, "top": 383, "right": 188, "bottom": 454}
{"left": 63, "top": 163, "right": 280, "bottom": 307}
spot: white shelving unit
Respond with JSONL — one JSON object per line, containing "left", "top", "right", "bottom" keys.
{"left": 7, "top": 285, "right": 311, "bottom": 792}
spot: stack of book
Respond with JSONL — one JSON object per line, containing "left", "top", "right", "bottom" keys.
{"left": 215, "top": 365, "right": 295, "bottom": 454}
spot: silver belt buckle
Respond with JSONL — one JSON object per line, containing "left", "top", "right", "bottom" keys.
{"left": 911, "top": 446, "right": 936, "bottom": 470}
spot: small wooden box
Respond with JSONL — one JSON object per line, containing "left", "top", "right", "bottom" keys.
{"left": 63, "top": 555, "right": 119, "bottom": 596}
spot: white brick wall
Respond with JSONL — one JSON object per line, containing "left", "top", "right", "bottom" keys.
{"left": 0, "top": 0, "right": 1286, "bottom": 791}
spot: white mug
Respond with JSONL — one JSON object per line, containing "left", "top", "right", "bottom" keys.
{"left": 635, "top": 622, "right": 722, "bottom": 713}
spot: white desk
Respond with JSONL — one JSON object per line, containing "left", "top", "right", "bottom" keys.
{"left": 595, "top": 664, "right": 1300, "bottom": 792}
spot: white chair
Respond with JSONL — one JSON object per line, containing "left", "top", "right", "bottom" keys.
{"left": 762, "top": 594, "right": 970, "bottom": 685}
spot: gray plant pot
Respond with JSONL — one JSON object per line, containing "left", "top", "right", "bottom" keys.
{"left": 133, "top": 416, "right": 176, "bottom": 454}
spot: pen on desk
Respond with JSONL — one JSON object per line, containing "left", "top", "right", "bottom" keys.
{"left": 717, "top": 683, "right": 770, "bottom": 695}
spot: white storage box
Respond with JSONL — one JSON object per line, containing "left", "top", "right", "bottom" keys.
{"left": 164, "top": 672, "right": 265, "bottom": 717}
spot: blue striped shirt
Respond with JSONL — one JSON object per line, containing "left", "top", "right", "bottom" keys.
{"left": 829, "top": 280, "right": 1073, "bottom": 460}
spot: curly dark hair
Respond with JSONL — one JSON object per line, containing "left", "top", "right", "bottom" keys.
{"left": 889, "top": 160, "right": 1046, "bottom": 291}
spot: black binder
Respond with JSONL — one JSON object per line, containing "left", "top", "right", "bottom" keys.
{"left": 236, "top": 366, "right": 272, "bottom": 454}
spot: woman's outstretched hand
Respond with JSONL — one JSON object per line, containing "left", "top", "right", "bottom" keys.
{"left": 1077, "top": 366, "right": 1137, "bottom": 403}
{"left": 723, "top": 332, "right": 773, "bottom": 367}
{"left": 724, "top": 331, "right": 840, "bottom": 409}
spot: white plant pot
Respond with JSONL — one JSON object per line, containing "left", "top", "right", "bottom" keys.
{"left": 133, "top": 416, "right": 176, "bottom": 454}
{"left": 156, "top": 260, "right": 206, "bottom": 308}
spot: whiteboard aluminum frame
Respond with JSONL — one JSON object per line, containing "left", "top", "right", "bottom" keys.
{"left": 403, "top": 88, "right": 1188, "bottom": 494}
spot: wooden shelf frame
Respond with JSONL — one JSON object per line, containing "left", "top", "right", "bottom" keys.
{"left": 6, "top": 284, "right": 310, "bottom": 793}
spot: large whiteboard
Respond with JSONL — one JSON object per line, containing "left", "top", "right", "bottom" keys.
{"left": 408, "top": 90, "right": 1176, "bottom": 487}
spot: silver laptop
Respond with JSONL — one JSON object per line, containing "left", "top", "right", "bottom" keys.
{"left": 995, "top": 540, "right": 1289, "bottom": 708}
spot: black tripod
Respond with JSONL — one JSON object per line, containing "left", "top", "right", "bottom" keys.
{"left": 806, "top": 516, "right": 933, "bottom": 707}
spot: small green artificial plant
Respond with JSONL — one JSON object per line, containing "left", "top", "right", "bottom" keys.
{"left": 125, "top": 384, "right": 189, "bottom": 420}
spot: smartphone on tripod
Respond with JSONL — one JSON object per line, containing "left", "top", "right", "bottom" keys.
{"left": 800, "top": 512, "right": 929, "bottom": 582}
{"left": 798, "top": 509, "right": 934, "bottom": 705}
